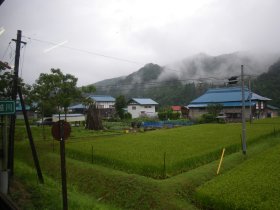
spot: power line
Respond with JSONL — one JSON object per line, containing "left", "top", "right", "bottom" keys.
{"left": 20, "top": 44, "right": 27, "bottom": 78}
{"left": 22, "top": 35, "right": 196, "bottom": 74}
{"left": 1, "top": 42, "right": 11, "bottom": 60}
{"left": 18, "top": 35, "right": 261, "bottom": 85}
{"left": 23, "top": 36, "right": 143, "bottom": 65}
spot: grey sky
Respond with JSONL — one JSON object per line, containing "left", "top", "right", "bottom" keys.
{"left": 1, "top": 0, "right": 280, "bottom": 86}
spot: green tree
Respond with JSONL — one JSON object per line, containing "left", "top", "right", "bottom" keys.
{"left": 207, "top": 103, "right": 223, "bottom": 117}
{"left": 32, "top": 68, "right": 81, "bottom": 117}
{"left": 115, "top": 95, "right": 127, "bottom": 119}
{"left": 0, "top": 71, "right": 28, "bottom": 99}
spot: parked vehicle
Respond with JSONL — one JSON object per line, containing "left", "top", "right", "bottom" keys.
{"left": 36, "top": 117, "right": 53, "bottom": 126}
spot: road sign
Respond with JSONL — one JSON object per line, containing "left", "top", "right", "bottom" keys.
{"left": 51, "top": 120, "right": 71, "bottom": 141}
{"left": 0, "top": 101, "right": 15, "bottom": 115}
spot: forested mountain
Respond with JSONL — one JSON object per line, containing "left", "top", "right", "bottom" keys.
{"left": 93, "top": 52, "right": 279, "bottom": 107}
{"left": 253, "top": 59, "right": 280, "bottom": 107}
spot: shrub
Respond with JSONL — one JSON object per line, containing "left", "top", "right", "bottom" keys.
{"left": 199, "top": 113, "right": 216, "bottom": 123}
{"left": 158, "top": 110, "right": 180, "bottom": 120}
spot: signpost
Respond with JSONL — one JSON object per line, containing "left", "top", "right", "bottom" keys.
{"left": 0, "top": 101, "right": 15, "bottom": 115}
{"left": 0, "top": 100, "right": 15, "bottom": 194}
{"left": 52, "top": 120, "right": 71, "bottom": 210}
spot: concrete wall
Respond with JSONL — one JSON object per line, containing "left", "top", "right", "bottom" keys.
{"left": 127, "top": 104, "right": 156, "bottom": 118}
{"left": 189, "top": 107, "right": 252, "bottom": 120}
{"left": 96, "top": 101, "right": 115, "bottom": 109}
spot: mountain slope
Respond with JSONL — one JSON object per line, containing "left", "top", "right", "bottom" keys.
{"left": 93, "top": 52, "right": 279, "bottom": 106}
{"left": 253, "top": 59, "right": 280, "bottom": 107}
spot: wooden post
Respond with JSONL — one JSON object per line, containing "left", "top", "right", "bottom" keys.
{"left": 91, "top": 146, "right": 93, "bottom": 164}
{"left": 163, "top": 152, "right": 166, "bottom": 178}
{"left": 217, "top": 148, "right": 225, "bottom": 175}
{"left": 59, "top": 111, "right": 68, "bottom": 210}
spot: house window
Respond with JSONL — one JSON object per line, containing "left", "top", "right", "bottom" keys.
{"left": 132, "top": 106, "right": 136, "bottom": 110}
{"left": 144, "top": 105, "right": 151, "bottom": 108}
{"left": 98, "top": 105, "right": 104, "bottom": 109}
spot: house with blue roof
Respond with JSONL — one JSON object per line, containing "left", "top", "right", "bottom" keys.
{"left": 69, "top": 95, "right": 116, "bottom": 118}
{"left": 187, "top": 87, "right": 273, "bottom": 120}
{"left": 127, "top": 98, "right": 158, "bottom": 118}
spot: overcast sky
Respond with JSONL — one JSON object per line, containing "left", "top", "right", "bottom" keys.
{"left": 1, "top": 0, "right": 280, "bottom": 86}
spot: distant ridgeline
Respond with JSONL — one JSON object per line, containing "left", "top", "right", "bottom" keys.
{"left": 92, "top": 53, "right": 280, "bottom": 107}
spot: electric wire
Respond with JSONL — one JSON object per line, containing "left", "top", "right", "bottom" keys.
{"left": 20, "top": 44, "right": 27, "bottom": 78}
{"left": 22, "top": 35, "right": 263, "bottom": 79}
{"left": 23, "top": 36, "right": 142, "bottom": 65}
{"left": 1, "top": 42, "right": 11, "bottom": 60}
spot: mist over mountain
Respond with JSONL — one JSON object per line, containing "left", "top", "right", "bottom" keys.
{"left": 93, "top": 52, "right": 279, "bottom": 106}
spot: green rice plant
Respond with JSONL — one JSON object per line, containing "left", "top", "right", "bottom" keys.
{"left": 195, "top": 138, "right": 280, "bottom": 210}
{"left": 65, "top": 118, "right": 280, "bottom": 178}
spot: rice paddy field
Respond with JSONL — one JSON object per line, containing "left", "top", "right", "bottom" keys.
{"left": 195, "top": 142, "right": 280, "bottom": 210}
{"left": 10, "top": 117, "right": 280, "bottom": 209}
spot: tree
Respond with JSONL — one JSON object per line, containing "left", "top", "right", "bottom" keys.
{"left": 32, "top": 68, "right": 81, "bottom": 117}
{"left": 80, "top": 85, "right": 104, "bottom": 130}
{"left": 0, "top": 71, "right": 30, "bottom": 100}
{"left": 207, "top": 104, "right": 223, "bottom": 117}
{"left": 115, "top": 95, "right": 127, "bottom": 119}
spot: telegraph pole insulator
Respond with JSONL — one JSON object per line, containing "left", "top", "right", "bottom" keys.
{"left": 228, "top": 76, "right": 238, "bottom": 84}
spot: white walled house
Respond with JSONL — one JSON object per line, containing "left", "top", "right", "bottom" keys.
{"left": 127, "top": 98, "right": 158, "bottom": 119}
{"left": 69, "top": 95, "right": 116, "bottom": 118}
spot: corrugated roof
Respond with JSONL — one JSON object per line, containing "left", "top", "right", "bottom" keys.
{"left": 89, "top": 95, "right": 115, "bottom": 102}
{"left": 69, "top": 95, "right": 115, "bottom": 109}
{"left": 188, "top": 101, "right": 256, "bottom": 108}
{"left": 190, "top": 87, "right": 270, "bottom": 105}
{"left": 130, "top": 98, "right": 158, "bottom": 105}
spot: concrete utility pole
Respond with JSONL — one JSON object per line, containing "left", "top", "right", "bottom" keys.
{"left": 241, "top": 65, "right": 247, "bottom": 155}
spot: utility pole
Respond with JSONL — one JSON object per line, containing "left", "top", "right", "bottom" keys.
{"left": 8, "top": 30, "right": 44, "bottom": 183}
{"left": 249, "top": 78, "right": 252, "bottom": 124}
{"left": 8, "top": 30, "right": 24, "bottom": 177}
{"left": 241, "top": 65, "right": 247, "bottom": 155}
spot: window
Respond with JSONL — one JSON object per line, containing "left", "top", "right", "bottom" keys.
{"left": 132, "top": 106, "right": 136, "bottom": 110}
{"left": 144, "top": 105, "right": 151, "bottom": 108}
{"left": 98, "top": 105, "right": 104, "bottom": 109}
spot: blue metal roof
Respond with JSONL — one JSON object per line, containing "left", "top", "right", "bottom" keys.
{"left": 130, "top": 98, "right": 158, "bottom": 105}
{"left": 88, "top": 95, "right": 115, "bottom": 102}
{"left": 189, "top": 87, "right": 270, "bottom": 105}
{"left": 69, "top": 95, "right": 115, "bottom": 109}
{"left": 188, "top": 101, "right": 256, "bottom": 108}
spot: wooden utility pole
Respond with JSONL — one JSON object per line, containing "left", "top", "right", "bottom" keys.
{"left": 8, "top": 30, "right": 44, "bottom": 183}
{"left": 8, "top": 30, "right": 23, "bottom": 176}
{"left": 241, "top": 65, "right": 247, "bottom": 155}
